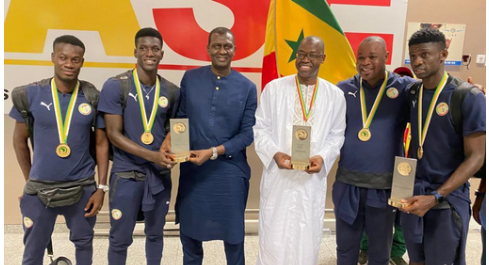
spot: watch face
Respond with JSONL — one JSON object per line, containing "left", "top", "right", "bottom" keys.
{"left": 431, "top": 191, "right": 443, "bottom": 203}
{"left": 210, "top": 147, "right": 218, "bottom": 160}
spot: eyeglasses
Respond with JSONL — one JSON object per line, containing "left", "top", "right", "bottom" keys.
{"left": 296, "top": 52, "right": 324, "bottom": 60}
{"left": 210, "top": 44, "right": 234, "bottom": 51}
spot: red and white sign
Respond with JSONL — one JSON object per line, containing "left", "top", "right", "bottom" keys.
{"left": 4, "top": 0, "right": 407, "bottom": 113}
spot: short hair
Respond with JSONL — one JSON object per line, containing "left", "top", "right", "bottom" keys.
{"left": 408, "top": 28, "right": 446, "bottom": 50}
{"left": 53, "top": 35, "right": 85, "bottom": 51}
{"left": 207, "top": 27, "right": 235, "bottom": 45}
{"left": 135, "top": 27, "right": 163, "bottom": 47}
{"left": 360, "top": 36, "right": 387, "bottom": 50}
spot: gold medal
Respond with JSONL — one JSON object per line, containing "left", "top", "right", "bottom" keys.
{"left": 56, "top": 144, "right": 71, "bottom": 158}
{"left": 417, "top": 147, "right": 423, "bottom": 159}
{"left": 51, "top": 79, "right": 79, "bottom": 159}
{"left": 141, "top": 132, "right": 154, "bottom": 145}
{"left": 358, "top": 71, "right": 388, "bottom": 142}
{"left": 358, "top": 128, "right": 371, "bottom": 141}
{"left": 133, "top": 69, "right": 160, "bottom": 147}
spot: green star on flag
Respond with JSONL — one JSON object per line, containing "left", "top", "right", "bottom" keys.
{"left": 261, "top": 0, "right": 356, "bottom": 89}
{"left": 285, "top": 29, "right": 304, "bottom": 63}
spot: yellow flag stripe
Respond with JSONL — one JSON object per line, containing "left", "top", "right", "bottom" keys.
{"left": 274, "top": 0, "right": 356, "bottom": 85}
{"left": 263, "top": 0, "right": 277, "bottom": 56}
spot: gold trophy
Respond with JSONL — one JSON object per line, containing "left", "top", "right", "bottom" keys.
{"left": 170, "top": 118, "right": 190, "bottom": 163}
{"left": 291, "top": 125, "right": 311, "bottom": 170}
{"left": 388, "top": 156, "right": 417, "bottom": 209}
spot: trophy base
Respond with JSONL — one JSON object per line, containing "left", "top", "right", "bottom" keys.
{"left": 174, "top": 156, "right": 190, "bottom": 163}
{"left": 291, "top": 163, "right": 310, "bottom": 170}
{"left": 388, "top": 199, "right": 409, "bottom": 209}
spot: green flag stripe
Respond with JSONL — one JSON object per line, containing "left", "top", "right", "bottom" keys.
{"left": 292, "top": 0, "right": 345, "bottom": 35}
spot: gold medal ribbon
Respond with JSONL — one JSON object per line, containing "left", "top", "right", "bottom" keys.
{"left": 295, "top": 75, "right": 318, "bottom": 122}
{"left": 359, "top": 71, "right": 388, "bottom": 130}
{"left": 418, "top": 72, "right": 448, "bottom": 153}
{"left": 133, "top": 69, "right": 160, "bottom": 134}
{"left": 51, "top": 78, "right": 79, "bottom": 144}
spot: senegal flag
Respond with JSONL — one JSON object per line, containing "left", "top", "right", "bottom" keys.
{"left": 262, "top": 0, "right": 357, "bottom": 88}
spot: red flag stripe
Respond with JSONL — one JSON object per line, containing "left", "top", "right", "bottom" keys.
{"left": 261, "top": 52, "right": 279, "bottom": 89}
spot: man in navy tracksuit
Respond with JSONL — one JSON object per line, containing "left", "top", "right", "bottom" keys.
{"left": 333, "top": 37, "right": 414, "bottom": 265}
{"left": 98, "top": 27, "right": 180, "bottom": 265}
{"left": 401, "top": 28, "right": 485, "bottom": 265}
{"left": 10, "top": 35, "right": 109, "bottom": 265}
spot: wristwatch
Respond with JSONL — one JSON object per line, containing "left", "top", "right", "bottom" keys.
{"left": 98, "top": 184, "right": 109, "bottom": 193}
{"left": 431, "top": 190, "right": 444, "bottom": 204}
{"left": 475, "top": 190, "right": 486, "bottom": 198}
{"left": 210, "top": 147, "right": 218, "bottom": 160}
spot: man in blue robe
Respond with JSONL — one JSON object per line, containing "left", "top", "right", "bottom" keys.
{"left": 169, "top": 27, "right": 257, "bottom": 265}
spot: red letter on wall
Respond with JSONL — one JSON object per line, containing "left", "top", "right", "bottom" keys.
{"left": 153, "top": 0, "right": 270, "bottom": 61}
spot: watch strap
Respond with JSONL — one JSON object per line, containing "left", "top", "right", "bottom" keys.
{"left": 97, "top": 184, "right": 109, "bottom": 192}
{"left": 431, "top": 190, "right": 444, "bottom": 203}
{"left": 210, "top": 147, "right": 218, "bottom": 160}
{"left": 475, "top": 190, "right": 486, "bottom": 198}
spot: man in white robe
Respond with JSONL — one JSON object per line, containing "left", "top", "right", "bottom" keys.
{"left": 254, "top": 36, "right": 347, "bottom": 265}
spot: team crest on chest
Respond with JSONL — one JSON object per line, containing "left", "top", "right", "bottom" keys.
{"left": 158, "top": 96, "right": 169, "bottom": 108}
{"left": 386, "top": 87, "right": 399, "bottom": 99}
{"left": 23, "top": 217, "right": 33, "bottom": 228}
{"left": 78, "top": 103, "right": 92, "bottom": 115}
{"left": 111, "top": 209, "right": 122, "bottom": 220}
{"left": 436, "top": 102, "right": 449, "bottom": 116}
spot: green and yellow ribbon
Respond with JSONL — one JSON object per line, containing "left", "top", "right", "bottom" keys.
{"left": 132, "top": 69, "right": 160, "bottom": 133}
{"left": 295, "top": 75, "right": 318, "bottom": 122}
{"left": 51, "top": 78, "right": 79, "bottom": 144}
{"left": 359, "top": 71, "right": 388, "bottom": 130}
{"left": 418, "top": 72, "right": 448, "bottom": 150}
